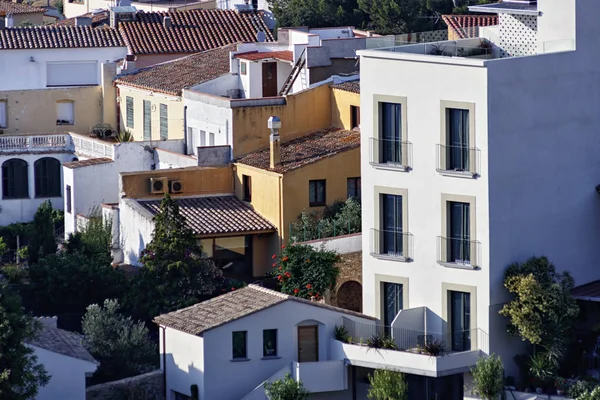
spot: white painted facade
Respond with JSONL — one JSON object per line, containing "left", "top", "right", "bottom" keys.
{"left": 118, "top": 198, "right": 155, "bottom": 265}
{"left": 358, "top": 0, "right": 600, "bottom": 379}
{"left": 30, "top": 346, "right": 98, "bottom": 400}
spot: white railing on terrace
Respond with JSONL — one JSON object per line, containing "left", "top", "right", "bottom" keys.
{"left": 0, "top": 134, "right": 71, "bottom": 153}
{"left": 70, "top": 134, "right": 114, "bottom": 159}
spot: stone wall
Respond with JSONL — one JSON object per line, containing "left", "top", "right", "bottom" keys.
{"left": 86, "top": 370, "right": 163, "bottom": 400}
{"left": 332, "top": 251, "right": 362, "bottom": 312}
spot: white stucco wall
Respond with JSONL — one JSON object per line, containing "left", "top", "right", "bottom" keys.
{"left": 184, "top": 90, "right": 233, "bottom": 154}
{"left": 161, "top": 327, "right": 205, "bottom": 400}
{"left": 120, "top": 198, "right": 155, "bottom": 265}
{"left": 31, "top": 346, "right": 97, "bottom": 400}
{"left": 0, "top": 48, "right": 127, "bottom": 91}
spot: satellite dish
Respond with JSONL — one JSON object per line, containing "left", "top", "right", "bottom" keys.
{"left": 256, "top": 31, "right": 266, "bottom": 43}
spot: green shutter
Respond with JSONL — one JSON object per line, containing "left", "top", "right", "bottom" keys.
{"left": 159, "top": 104, "right": 168, "bottom": 140}
{"left": 143, "top": 100, "right": 151, "bottom": 140}
{"left": 126, "top": 97, "right": 134, "bottom": 128}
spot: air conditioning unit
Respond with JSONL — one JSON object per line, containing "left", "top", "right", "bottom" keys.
{"left": 149, "top": 177, "right": 168, "bottom": 194}
{"left": 169, "top": 180, "right": 184, "bottom": 194}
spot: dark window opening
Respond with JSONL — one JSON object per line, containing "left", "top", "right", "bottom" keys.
{"left": 379, "top": 102, "right": 402, "bottom": 163}
{"left": 309, "top": 179, "right": 326, "bottom": 207}
{"left": 66, "top": 185, "right": 72, "bottom": 213}
{"left": 446, "top": 108, "right": 470, "bottom": 171}
{"left": 2, "top": 158, "right": 29, "bottom": 199}
{"left": 263, "top": 329, "right": 277, "bottom": 357}
{"left": 34, "top": 157, "right": 61, "bottom": 198}
{"left": 347, "top": 177, "right": 361, "bottom": 200}
{"left": 351, "top": 105, "right": 360, "bottom": 129}
{"left": 232, "top": 331, "right": 247, "bottom": 359}
{"left": 242, "top": 175, "right": 252, "bottom": 202}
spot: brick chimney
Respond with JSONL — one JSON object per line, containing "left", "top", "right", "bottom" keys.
{"left": 268, "top": 116, "right": 281, "bottom": 169}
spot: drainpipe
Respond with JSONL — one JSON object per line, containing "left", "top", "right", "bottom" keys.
{"left": 183, "top": 105, "right": 188, "bottom": 155}
{"left": 161, "top": 326, "right": 167, "bottom": 400}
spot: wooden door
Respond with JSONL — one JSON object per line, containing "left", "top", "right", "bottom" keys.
{"left": 297, "top": 325, "right": 318, "bottom": 362}
{"left": 262, "top": 62, "right": 278, "bottom": 97}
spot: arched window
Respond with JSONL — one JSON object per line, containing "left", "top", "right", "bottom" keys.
{"left": 2, "top": 158, "right": 29, "bottom": 199}
{"left": 34, "top": 157, "right": 61, "bottom": 198}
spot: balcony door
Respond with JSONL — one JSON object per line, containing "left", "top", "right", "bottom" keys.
{"left": 383, "top": 282, "right": 403, "bottom": 328}
{"left": 446, "top": 108, "right": 470, "bottom": 171}
{"left": 380, "top": 102, "right": 402, "bottom": 163}
{"left": 450, "top": 291, "right": 471, "bottom": 351}
{"left": 381, "top": 194, "right": 403, "bottom": 257}
{"left": 447, "top": 201, "right": 470, "bottom": 264}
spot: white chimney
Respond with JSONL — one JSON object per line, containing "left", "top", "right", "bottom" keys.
{"left": 268, "top": 116, "right": 281, "bottom": 169}
{"left": 5, "top": 14, "right": 14, "bottom": 28}
{"left": 163, "top": 15, "right": 172, "bottom": 28}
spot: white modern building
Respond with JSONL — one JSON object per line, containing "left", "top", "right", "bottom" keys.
{"left": 358, "top": 0, "right": 600, "bottom": 395}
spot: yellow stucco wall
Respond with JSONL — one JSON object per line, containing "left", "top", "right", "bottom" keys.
{"left": 121, "top": 166, "right": 233, "bottom": 199}
{"left": 117, "top": 86, "right": 184, "bottom": 141}
{"left": 1, "top": 87, "right": 102, "bottom": 134}
{"left": 282, "top": 148, "right": 361, "bottom": 241}
{"left": 231, "top": 84, "right": 332, "bottom": 158}
{"left": 331, "top": 88, "right": 360, "bottom": 130}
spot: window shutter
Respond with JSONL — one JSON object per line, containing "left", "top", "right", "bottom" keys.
{"left": 143, "top": 100, "right": 151, "bottom": 140}
{"left": 126, "top": 97, "right": 134, "bottom": 128}
{"left": 159, "top": 104, "right": 168, "bottom": 140}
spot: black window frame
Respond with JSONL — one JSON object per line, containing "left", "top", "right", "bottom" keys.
{"left": 2, "top": 158, "right": 29, "bottom": 199}
{"left": 126, "top": 96, "right": 134, "bottom": 128}
{"left": 232, "top": 331, "right": 247, "bottom": 360}
{"left": 381, "top": 194, "right": 403, "bottom": 256}
{"left": 447, "top": 201, "right": 471, "bottom": 264}
{"left": 445, "top": 108, "right": 470, "bottom": 171}
{"left": 379, "top": 102, "right": 402, "bottom": 164}
{"left": 66, "top": 184, "right": 72, "bottom": 213}
{"left": 347, "top": 177, "right": 361, "bottom": 200}
{"left": 309, "top": 179, "right": 326, "bottom": 207}
{"left": 263, "top": 329, "right": 277, "bottom": 357}
{"left": 34, "top": 157, "right": 61, "bottom": 198}
{"left": 242, "top": 174, "right": 252, "bottom": 202}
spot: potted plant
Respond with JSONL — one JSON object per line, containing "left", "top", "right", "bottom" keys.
{"left": 529, "top": 353, "right": 553, "bottom": 394}
{"left": 555, "top": 377, "right": 567, "bottom": 396}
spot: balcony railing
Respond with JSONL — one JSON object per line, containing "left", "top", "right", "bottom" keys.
{"left": 436, "top": 144, "right": 480, "bottom": 177}
{"left": 70, "top": 133, "right": 114, "bottom": 159}
{"left": 437, "top": 236, "right": 481, "bottom": 268}
{"left": 0, "top": 134, "right": 71, "bottom": 153}
{"left": 369, "top": 138, "right": 412, "bottom": 170}
{"left": 370, "top": 229, "right": 413, "bottom": 261}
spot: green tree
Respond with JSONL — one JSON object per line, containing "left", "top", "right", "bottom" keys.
{"left": 264, "top": 373, "right": 309, "bottom": 400}
{"left": 291, "top": 197, "right": 361, "bottom": 242}
{"left": 0, "top": 284, "right": 49, "bottom": 399}
{"left": 367, "top": 369, "right": 408, "bottom": 400}
{"left": 28, "top": 201, "right": 57, "bottom": 264}
{"left": 271, "top": 243, "right": 339, "bottom": 300}
{"left": 126, "top": 194, "right": 223, "bottom": 321}
{"left": 358, "top": 0, "right": 452, "bottom": 35}
{"left": 470, "top": 354, "right": 504, "bottom": 400}
{"left": 82, "top": 299, "right": 156, "bottom": 383}
{"left": 267, "top": 0, "right": 365, "bottom": 30}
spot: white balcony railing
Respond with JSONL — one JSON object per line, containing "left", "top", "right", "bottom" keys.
{"left": 0, "top": 134, "right": 71, "bottom": 153}
{"left": 70, "top": 133, "right": 114, "bottom": 159}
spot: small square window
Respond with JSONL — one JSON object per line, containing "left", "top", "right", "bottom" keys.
{"left": 241, "top": 62, "right": 247, "bottom": 75}
{"left": 309, "top": 180, "right": 326, "bottom": 207}
{"left": 232, "top": 331, "right": 247, "bottom": 359}
{"left": 347, "top": 177, "right": 361, "bottom": 200}
{"left": 263, "top": 329, "right": 277, "bottom": 357}
{"left": 56, "top": 101, "right": 74, "bottom": 125}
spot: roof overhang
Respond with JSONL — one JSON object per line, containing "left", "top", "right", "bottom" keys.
{"left": 468, "top": 2, "right": 540, "bottom": 16}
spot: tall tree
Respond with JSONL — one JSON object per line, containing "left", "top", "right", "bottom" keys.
{"left": 126, "top": 194, "right": 223, "bottom": 321}
{"left": 367, "top": 369, "right": 408, "bottom": 400}
{"left": 27, "top": 201, "right": 57, "bottom": 264}
{"left": 0, "top": 284, "right": 49, "bottom": 400}
{"left": 268, "top": 0, "right": 366, "bottom": 30}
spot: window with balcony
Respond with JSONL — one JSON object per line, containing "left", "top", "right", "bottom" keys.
{"left": 382, "top": 282, "right": 403, "bottom": 328}
{"left": 2, "top": 158, "right": 29, "bottom": 199}
{"left": 56, "top": 101, "right": 74, "bottom": 125}
{"left": 232, "top": 331, "right": 247, "bottom": 360}
{"left": 380, "top": 102, "right": 402, "bottom": 164}
{"left": 263, "top": 329, "right": 277, "bottom": 357}
{"left": 450, "top": 291, "right": 471, "bottom": 351}
{"left": 34, "top": 157, "right": 61, "bottom": 198}
{"left": 126, "top": 96, "right": 134, "bottom": 128}
{"left": 309, "top": 179, "right": 326, "bottom": 207}
{"left": 448, "top": 201, "right": 470, "bottom": 263}
{"left": 347, "top": 177, "right": 361, "bottom": 200}
{"left": 438, "top": 102, "right": 479, "bottom": 177}
{"left": 143, "top": 100, "right": 151, "bottom": 141}
{"left": 382, "top": 194, "right": 403, "bottom": 256}
{"left": 160, "top": 104, "right": 168, "bottom": 140}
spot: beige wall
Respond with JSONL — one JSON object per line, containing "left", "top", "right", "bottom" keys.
{"left": 231, "top": 84, "right": 332, "bottom": 158}
{"left": 1, "top": 86, "right": 102, "bottom": 134}
{"left": 117, "top": 86, "right": 184, "bottom": 141}
{"left": 331, "top": 88, "right": 360, "bottom": 130}
{"left": 121, "top": 166, "right": 233, "bottom": 199}
{"left": 13, "top": 13, "right": 44, "bottom": 26}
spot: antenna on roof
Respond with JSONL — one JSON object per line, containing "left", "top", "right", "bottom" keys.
{"left": 256, "top": 31, "right": 266, "bottom": 43}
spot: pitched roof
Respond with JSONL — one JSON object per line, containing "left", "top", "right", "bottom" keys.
{"left": 114, "top": 44, "right": 234, "bottom": 96}
{"left": 27, "top": 320, "right": 98, "bottom": 364}
{"left": 0, "top": 1, "right": 46, "bottom": 15}
{"left": 154, "top": 284, "right": 376, "bottom": 335}
{"left": 0, "top": 26, "right": 125, "bottom": 50}
{"left": 441, "top": 15, "right": 498, "bottom": 39}
{"left": 572, "top": 280, "right": 600, "bottom": 301}
{"left": 236, "top": 128, "right": 360, "bottom": 174}
{"left": 63, "top": 157, "right": 113, "bottom": 169}
{"left": 119, "top": 9, "right": 274, "bottom": 55}
{"left": 56, "top": 10, "right": 110, "bottom": 28}
{"left": 137, "top": 195, "right": 276, "bottom": 236}
{"left": 236, "top": 50, "right": 293, "bottom": 62}
{"left": 331, "top": 80, "right": 360, "bottom": 94}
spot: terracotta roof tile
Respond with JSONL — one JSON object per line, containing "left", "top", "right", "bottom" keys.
{"left": 442, "top": 15, "right": 498, "bottom": 39}
{"left": 236, "top": 50, "right": 293, "bottom": 62}
{"left": 331, "top": 80, "right": 360, "bottom": 94}
{"left": 153, "top": 284, "right": 376, "bottom": 335}
{"left": 138, "top": 195, "right": 276, "bottom": 236}
{"left": 57, "top": 10, "right": 110, "bottom": 28}
{"left": 119, "top": 9, "right": 274, "bottom": 55}
{"left": 27, "top": 320, "right": 98, "bottom": 364}
{"left": 236, "top": 128, "right": 360, "bottom": 174}
{"left": 114, "top": 44, "right": 235, "bottom": 96}
{"left": 0, "top": 1, "right": 46, "bottom": 15}
{"left": 63, "top": 157, "right": 113, "bottom": 169}
{"left": 0, "top": 26, "right": 125, "bottom": 49}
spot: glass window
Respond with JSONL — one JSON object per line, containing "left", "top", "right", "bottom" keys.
{"left": 56, "top": 101, "right": 74, "bottom": 125}
{"left": 232, "top": 331, "right": 247, "bottom": 359}
{"left": 383, "top": 282, "right": 403, "bottom": 327}
{"left": 450, "top": 291, "right": 471, "bottom": 351}
{"left": 380, "top": 102, "right": 401, "bottom": 163}
{"left": 200, "top": 130, "right": 206, "bottom": 147}
{"left": 447, "top": 201, "right": 470, "bottom": 263}
{"left": 309, "top": 180, "right": 326, "bottom": 207}
{"left": 446, "top": 108, "right": 470, "bottom": 171}
{"left": 34, "top": 157, "right": 61, "bottom": 198}
{"left": 263, "top": 329, "right": 277, "bottom": 357}
{"left": 66, "top": 185, "right": 72, "bottom": 213}
{"left": 381, "top": 194, "right": 403, "bottom": 256}
{"left": 347, "top": 177, "right": 361, "bottom": 200}
{"left": 2, "top": 158, "right": 29, "bottom": 199}
{"left": 160, "top": 104, "right": 168, "bottom": 140}
{"left": 243, "top": 175, "right": 252, "bottom": 202}
{"left": 126, "top": 96, "right": 134, "bottom": 128}
{"left": 0, "top": 101, "right": 6, "bottom": 128}
{"left": 241, "top": 62, "right": 247, "bottom": 75}
{"left": 209, "top": 132, "right": 215, "bottom": 146}
{"left": 143, "top": 100, "right": 151, "bottom": 140}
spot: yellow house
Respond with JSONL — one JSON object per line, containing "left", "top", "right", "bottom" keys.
{"left": 114, "top": 45, "right": 235, "bottom": 141}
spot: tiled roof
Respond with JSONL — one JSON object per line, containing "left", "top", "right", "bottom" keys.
{"left": 572, "top": 280, "right": 600, "bottom": 300}
{"left": 114, "top": 44, "right": 235, "bottom": 96}
{"left": 236, "top": 50, "right": 293, "bottom": 62}
{"left": 57, "top": 10, "right": 110, "bottom": 28}
{"left": 0, "top": 26, "right": 125, "bottom": 50}
{"left": 442, "top": 15, "right": 498, "bottom": 39}
{"left": 154, "top": 284, "right": 376, "bottom": 335}
{"left": 119, "top": 9, "right": 274, "bottom": 55}
{"left": 27, "top": 319, "right": 98, "bottom": 364}
{"left": 331, "top": 80, "right": 360, "bottom": 94}
{"left": 138, "top": 195, "right": 276, "bottom": 236}
{"left": 0, "top": 1, "right": 46, "bottom": 15}
{"left": 236, "top": 128, "right": 360, "bottom": 174}
{"left": 63, "top": 157, "right": 113, "bottom": 169}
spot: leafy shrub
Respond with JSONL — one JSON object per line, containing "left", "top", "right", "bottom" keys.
{"left": 577, "top": 386, "right": 600, "bottom": 400}
{"left": 367, "top": 333, "right": 398, "bottom": 350}
{"left": 1, "top": 264, "right": 28, "bottom": 284}
{"left": 290, "top": 197, "right": 361, "bottom": 241}
{"left": 367, "top": 369, "right": 408, "bottom": 400}
{"left": 334, "top": 325, "right": 349, "bottom": 342}
{"left": 569, "top": 380, "right": 593, "bottom": 399}
{"left": 422, "top": 339, "right": 445, "bottom": 356}
{"left": 264, "top": 373, "right": 309, "bottom": 400}
{"left": 470, "top": 354, "right": 504, "bottom": 400}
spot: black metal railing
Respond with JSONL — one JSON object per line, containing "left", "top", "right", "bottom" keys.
{"left": 437, "top": 236, "right": 481, "bottom": 268}
{"left": 370, "top": 138, "right": 412, "bottom": 169}
{"left": 370, "top": 229, "right": 413, "bottom": 261}
{"left": 436, "top": 144, "right": 480, "bottom": 176}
